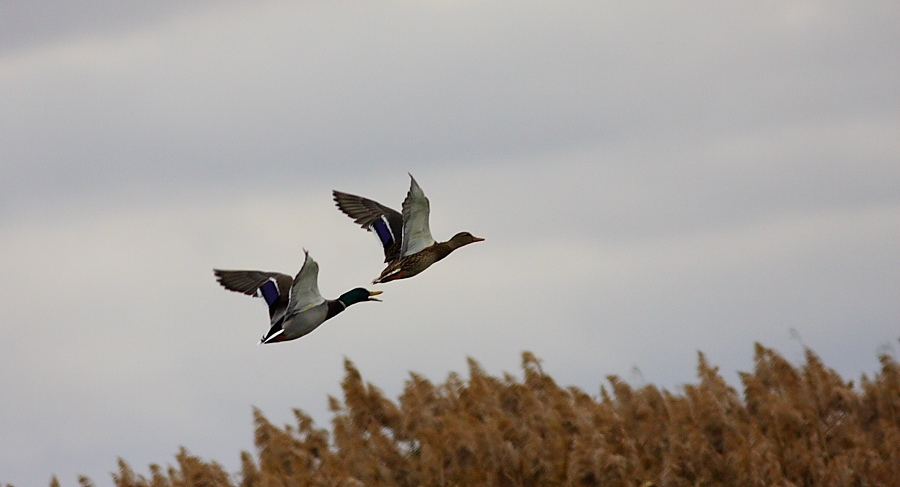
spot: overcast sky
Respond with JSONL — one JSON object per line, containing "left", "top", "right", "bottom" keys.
{"left": 1, "top": 1, "right": 898, "bottom": 485}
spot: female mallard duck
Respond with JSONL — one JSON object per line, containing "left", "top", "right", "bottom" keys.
{"left": 213, "top": 250, "right": 382, "bottom": 344}
{"left": 333, "top": 174, "right": 484, "bottom": 284}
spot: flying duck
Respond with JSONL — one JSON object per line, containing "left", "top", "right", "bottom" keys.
{"left": 214, "top": 250, "right": 382, "bottom": 343}
{"left": 333, "top": 174, "right": 484, "bottom": 284}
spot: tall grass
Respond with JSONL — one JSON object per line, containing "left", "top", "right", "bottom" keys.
{"left": 49, "top": 343, "right": 900, "bottom": 486}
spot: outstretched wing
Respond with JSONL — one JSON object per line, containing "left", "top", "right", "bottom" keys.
{"left": 333, "top": 189, "right": 403, "bottom": 263}
{"left": 213, "top": 269, "right": 292, "bottom": 319}
{"left": 288, "top": 250, "right": 326, "bottom": 313}
{"left": 400, "top": 174, "right": 436, "bottom": 257}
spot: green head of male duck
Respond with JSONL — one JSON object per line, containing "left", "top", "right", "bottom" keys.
{"left": 339, "top": 288, "right": 383, "bottom": 306}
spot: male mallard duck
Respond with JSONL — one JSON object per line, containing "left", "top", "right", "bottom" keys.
{"left": 333, "top": 174, "right": 484, "bottom": 284}
{"left": 213, "top": 250, "right": 382, "bottom": 344}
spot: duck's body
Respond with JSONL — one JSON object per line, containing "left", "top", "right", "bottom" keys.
{"left": 333, "top": 174, "right": 483, "bottom": 284}
{"left": 372, "top": 231, "right": 482, "bottom": 283}
{"left": 214, "top": 250, "right": 381, "bottom": 343}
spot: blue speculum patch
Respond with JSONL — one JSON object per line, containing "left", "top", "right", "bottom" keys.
{"left": 259, "top": 279, "right": 280, "bottom": 308}
{"left": 372, "top": 218, "right": 394, "bottom": 248}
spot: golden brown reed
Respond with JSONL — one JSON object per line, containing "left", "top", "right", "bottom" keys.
{"left": 48, "top": 343, "right": 900, "bottom": 487}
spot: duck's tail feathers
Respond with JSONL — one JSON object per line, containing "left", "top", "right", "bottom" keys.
{"left": 259, "top": 326, "right": 285, "bottom": 344}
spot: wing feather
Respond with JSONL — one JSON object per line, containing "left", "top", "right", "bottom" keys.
{"left": 289, "top": 250, "right": 326, "bottom": 313}
{"left": 400, "top": 174, "right": 436, "bottom": 256}
{"left": 333, "top": 190, "right": 403, "bottom": 262}
{"left": 213, "top": 269, "right": 292, "bottom": 296}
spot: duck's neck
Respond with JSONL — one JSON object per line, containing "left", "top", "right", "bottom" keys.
{"left": 433, "top": 241, "right": 457, "bottom": 260}
{"left": 325, "top": 299, "right": 348, "bottom": 320}
{"left": 325, "top": 289, "right": 369, "bottom": 320}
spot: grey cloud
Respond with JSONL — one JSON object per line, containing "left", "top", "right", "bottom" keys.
{"left": 3, "top": 2, "right": 898, "bottom": 212}
{"left": 0, "top": 1, "right": 229, "bottom": 54}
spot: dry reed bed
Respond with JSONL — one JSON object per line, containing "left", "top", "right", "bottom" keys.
{"left": 49, "top": 343, "right": 900, "bottom": 487}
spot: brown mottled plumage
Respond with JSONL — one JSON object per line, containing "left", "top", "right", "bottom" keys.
{"left": 372, "top": 231, "right": 483, "bottom": 283}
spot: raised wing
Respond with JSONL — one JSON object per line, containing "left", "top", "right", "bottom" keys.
{"left": 213, "top": 269, "right": 288, "bottom": 295}
{"left": 400, "top": 174, "right": 436, "bottom": 257}
{"left": 213, "top": 269, "right": 292, "bottom": 320}
{"left": 333, "top": 190, "right": 403, "bottom": 263}
{"left": 288, "top": 250, "right": 326, "bottom": 313}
